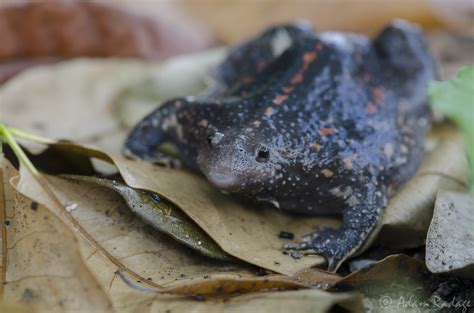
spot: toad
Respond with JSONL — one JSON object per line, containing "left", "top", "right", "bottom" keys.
{"left": 124, "top": 20, "right": 437, "bottom": 271}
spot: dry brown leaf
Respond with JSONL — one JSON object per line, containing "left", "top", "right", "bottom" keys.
{"left": 426, "top": 191, "right": 474, "bottom": 279}
{"left": 148, "top": 289, "right": 363, "bottom": 313}
{"left": 0, "top": 301, "right": 34, "bottom": 313}
{"left": 0, "top": 1, "right": 212, "bottom": 61}
{"left": 13, "top": 168, "right": 258, "bottom": 288}
{"left": 0, "top": 155, "right": 113, "bottom": 312}
{"left": 114, "top": 158, "right": 340, "bottom": 275}
{"left": 93, "top": 275, "right": 362, "bottom": 313}
{"left": 337, "top": 254, "right": 473, "bottom": 312}
{"left": 336, "top": 255, "right": 426, "bottom": 287}
{"left": 335, "top": 255, "right": 430, "bottom": 312}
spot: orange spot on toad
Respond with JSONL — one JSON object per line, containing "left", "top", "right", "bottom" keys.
{"left": 264, "top": 107, "right": 274, "bottom": 116}
{"left": 366, "top": 102, "right": 377, "bottom": 114}
{"left": 291, "top": 73, "right": 304, "bottom": 84}
{"left": 371, "top": 86, "right": 385, "bottom": 106}
{"left": 273, "top": 94, "right": 288, "bottom": 105}
{"left": 319, "top": 128, "right": 337, "bottom": 136}
{"left": 302, "top": 51, "right": 317, "bottom": 70}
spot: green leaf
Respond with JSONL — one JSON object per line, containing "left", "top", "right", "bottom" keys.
{"left": 429, "top": 66, "right": 474, "bottom": 191}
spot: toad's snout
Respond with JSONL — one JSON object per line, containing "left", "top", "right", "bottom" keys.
{"left": 205, "top": 172, "right": 238, "bottom": 191}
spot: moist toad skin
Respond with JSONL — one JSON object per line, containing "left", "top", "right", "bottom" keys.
{"left": 124, "top": 20, "right": 438, "bottom": 271}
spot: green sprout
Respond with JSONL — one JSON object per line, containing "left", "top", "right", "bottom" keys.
{"left": 0, "top": 123, "right": 54, "bottom": 176}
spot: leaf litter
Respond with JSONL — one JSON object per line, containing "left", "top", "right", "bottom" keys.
{"left": 0, "top": 51, "right": 471, "bottom": 312}
{"left": 2, "top": 152, "right": 365, "bottom": 313}
{"left": 0, "top": 155, "right": 113, "bottom": 313}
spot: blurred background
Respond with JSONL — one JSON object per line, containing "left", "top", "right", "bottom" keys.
{"left": 0, "top": 0, "right": 473, "bottom": 85}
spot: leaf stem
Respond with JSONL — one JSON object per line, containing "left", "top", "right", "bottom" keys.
{"left": 8, "top": 127, "right": 55, "bottom": 145}
{"left": 0, "top": 124, "right": 39, "bottom": 177}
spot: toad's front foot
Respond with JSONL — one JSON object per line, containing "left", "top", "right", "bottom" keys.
{"left": 284, "top": 227, "right": 358, "bottom": 272}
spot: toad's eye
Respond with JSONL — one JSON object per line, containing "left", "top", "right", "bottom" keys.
{"left": 255, "top": 145, "right": 270, "bottom": 163}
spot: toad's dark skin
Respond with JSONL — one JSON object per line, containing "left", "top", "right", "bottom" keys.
{"left": 124, "top": 20, "right": 437, "bottom": 271}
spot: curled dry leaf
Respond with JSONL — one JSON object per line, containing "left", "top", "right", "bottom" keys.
{"left": 61, "top": 174, "right": 232, "bottom": 261}
{"left": 426, "top": 191, "right": 474, "bottom": 279}
{"left": 336, "top": 254, "right": 426, "bottom": 287}
{"left": 89, "top": 272, "right": 360, "bottom": 313}
{"left": 136, "top": 267, "right": 341, "bottom": 297}
{"left": 335, "top": 255, "right": 430, "bottom": 312}
{"left": 0, "top": 1, "right": 212, "bottom": 61}
{"left": 337, "top": 254, "right": 474, "bottom": 312}
{"left": 146, "top": 289, "right": 363, "bottom": 313}
{"left": 0, "top": 156, "right": 113, "bottom": 312}
{"left": 13, "top": 167, "right": 257, "bottom": 288}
